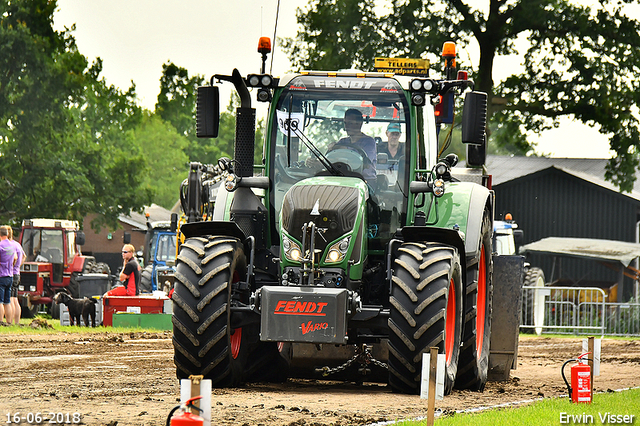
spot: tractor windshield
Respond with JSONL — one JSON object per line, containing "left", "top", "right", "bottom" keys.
{"left": 152, "top": 233, "right": 177, "bottom": 263}
{"left": 21, "top": 228, "right": 64, "bottom": 264}
{"left": 269, "top": 75, "right": 411, "bottom": 240}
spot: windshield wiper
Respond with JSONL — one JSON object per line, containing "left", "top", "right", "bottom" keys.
{"left": 285, "top": 109, "right": 342, "bottom": 177}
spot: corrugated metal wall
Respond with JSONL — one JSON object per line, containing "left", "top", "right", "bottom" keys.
{"left": 493, "top": 168, "right": 640, "bottom": 301}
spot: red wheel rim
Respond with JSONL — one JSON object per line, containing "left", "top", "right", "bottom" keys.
{"left": 445, "top": 277, "right": 456, "bottom": 365}
{"left": 476, "top": 246, "right": 486, "bottom": 357}
{"left": 230, "top": 328, "right": 242, "bottom": 359}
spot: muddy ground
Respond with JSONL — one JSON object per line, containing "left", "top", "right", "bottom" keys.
{"left": 0, "top": 326, "right": 638, "bottom": 426}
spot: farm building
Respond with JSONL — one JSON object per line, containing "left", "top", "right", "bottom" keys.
{"left": 82, "top": 204, "right": 173, "bottom": 276}
{"left": 486, "top": 155, "right": 640, "bottom": 302}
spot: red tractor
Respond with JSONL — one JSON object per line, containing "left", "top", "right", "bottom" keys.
{"left": 18, "top": 219, "right": 109, "bottom": 318}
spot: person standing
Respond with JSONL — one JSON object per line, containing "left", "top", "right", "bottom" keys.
{"left": 0, "top": 226, "right": 17, "bottom": 324}
{"left": 1, "top": 226, "right": 24, "bottom": 324}
{"left": 106, "top": 244, "right": 140, "bottom": 296}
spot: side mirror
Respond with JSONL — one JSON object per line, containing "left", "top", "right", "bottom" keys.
{"left": 123, "top": 231, "right": 131, "bottom": 244}
{"left": 196, "top": 85, "right": 220, "bottom": 138}
{"left": 170, "top": 213, "right": 178, "bottom": 233}
{"left": 76, "top": 231, "right": 85, "bottom": 246}
{"left": 513, "top": 229, "right": 524, "bottom": 245}
{"left": 466, "top": 141, "right": 486, "bottom": 167}
{"left": 461, "top": 91, "right": 487, "bottom": 145}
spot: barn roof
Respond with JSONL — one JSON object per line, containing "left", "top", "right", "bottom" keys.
{"left": 485, "top": 155, "right": 640, "bottom": 202}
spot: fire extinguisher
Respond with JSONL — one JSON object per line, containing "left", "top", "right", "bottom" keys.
{"left": 561, "top": 352, "right": 592, "bottom": 404}
{"left": 166, "top": 396, "right": 204, "bottom": 426}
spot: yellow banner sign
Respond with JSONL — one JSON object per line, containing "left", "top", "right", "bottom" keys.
{"left": 374, "top": 57, "right": 430, "bottom": 76}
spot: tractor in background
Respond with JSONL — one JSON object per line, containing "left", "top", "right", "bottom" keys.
{"left": 18, "top": 219, "right": 109, "bottom": 318}
{"left": 137, "top": 216, "right": 177, "bottom": 294}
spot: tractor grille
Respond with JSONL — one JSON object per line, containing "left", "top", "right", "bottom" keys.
{"left": 20, "top": 273, "right": 38, "bottom": 292}
{"left": 281, "top": 185, "right": 359, "bottom": 244}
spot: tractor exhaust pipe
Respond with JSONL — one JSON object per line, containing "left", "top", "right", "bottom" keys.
{"left": 229, "top": 69, "right": 256, "bottom": 178}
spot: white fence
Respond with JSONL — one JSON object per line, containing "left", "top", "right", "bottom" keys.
{"left": 520, "top": 285, "right": 640, "bottom": 336}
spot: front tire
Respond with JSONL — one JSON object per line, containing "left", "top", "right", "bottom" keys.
{"left": 172, "top": 236, "right": 248, "bottom": 386}
{"left": 388, "top": 242, "right": 463, "bottom": 395}
{"left": 455, "top": 211, "right": 493, "bottom": 391}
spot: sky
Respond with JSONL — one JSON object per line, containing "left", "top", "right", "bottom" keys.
{"left": 52, "top": 0, "right": 638, "bottom": 159}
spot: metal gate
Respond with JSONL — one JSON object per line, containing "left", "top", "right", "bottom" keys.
{"left": 602, "top": 302, "right": 640, "bottom": 336}
{"left": 520, "top": 285, "right": 606, "bottom": 336}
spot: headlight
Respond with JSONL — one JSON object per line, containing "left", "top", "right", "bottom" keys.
{"left": 325, "top": 236, "right": 351, "bottom": 264}
{"left": 282, "top": 236, "right": 302, "bottom": 262}
{"left": 225, "top": 174, "right": 238, "bottom": 191}
{"left": 433, "top": 179, "right": 445, "bottom": 197}
{"left": 410, "top": 79, "right": 423, "bottom": 91}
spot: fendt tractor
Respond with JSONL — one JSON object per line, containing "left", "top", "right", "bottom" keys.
{"left": 171, "top": 38, "right": 523, "bottom": 394}
{"left": 18, "top": 219, "right": 108, "bottom": 318}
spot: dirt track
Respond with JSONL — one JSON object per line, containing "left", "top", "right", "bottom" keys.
{"left": 0, "top": 328, "right": 638, "bottom": 426}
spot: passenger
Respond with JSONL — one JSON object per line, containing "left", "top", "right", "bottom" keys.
{"left": 378, "top": 122, "right": 405, "bottom": 161}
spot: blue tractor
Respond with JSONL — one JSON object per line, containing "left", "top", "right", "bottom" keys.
{"left": 138, "top": 220, "right": 177, "bottom": 294}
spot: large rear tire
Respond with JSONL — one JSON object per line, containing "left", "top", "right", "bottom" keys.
{"left": 455, "top": 211, "right": 493, "bottom": 391}
{"left": 140, "top": 265, "right": 153, "bottom": 293}
{"left": 172, "top": 236, "right": 248, "bottom": 386}
{"left": 388, "top": 242, "right": 463, "bottom": 395}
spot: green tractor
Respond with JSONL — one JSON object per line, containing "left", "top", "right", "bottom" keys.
{"left": 171, "top": 39, "right": 522, "bottom": 394}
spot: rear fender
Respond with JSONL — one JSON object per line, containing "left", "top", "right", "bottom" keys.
{"left": 425, "top": 182, "right": 493, "bottom": 264}
{"left": 400, "top": 226, "right": 466, "bottom": 285}
{"left": 180, "top": 221, "right": 246, "bottom": 241}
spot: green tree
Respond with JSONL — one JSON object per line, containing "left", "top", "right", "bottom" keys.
{"left": 284, "top": 0, "right": 640, "bottom": 191}
{"left": 155, "top": 63, "right": 264, "bottom": 168}
{"left": 0, "top": 0, "right": 153, "bottom": 229}
{"left": 130, "top": 113, "right": 189, "bottom": 210}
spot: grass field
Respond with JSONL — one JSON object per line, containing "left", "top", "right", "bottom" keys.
{"left": 398, "top": 388, "right": 640, "bottom": 425}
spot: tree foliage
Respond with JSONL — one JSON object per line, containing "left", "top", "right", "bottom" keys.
{"left": 0, "top": 0, "right": 153, "bottom": 229}
{"left": 130, "top": 113, "right": 189, "bottom": 210}
{"left": 284, "top": 0, "right": 640, "bottom": 191}
{"left": 155, "top": 63, "right": 265, "bottom": 169}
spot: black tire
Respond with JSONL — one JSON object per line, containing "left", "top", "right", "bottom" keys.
{"left": 91, "top": 262, "right": 111, "bottom": 275}
{"left": 68, "top": 273, "right": 80, "bottom": 299}
{"left": 388, "top": 242, "right": 463, "bottom": 395}
{"left": 82, "top": 259, "right": 96, "bottom": 274}
{"left": 521, "top": 267, "right": 545, "bottom": 333}
{"left": 455, "top": 211, "right": 493, "bottom": 391}
{"left": 140, "top": 265, "right": 153, "bottom": 293}
{"left": 49, "top": 298, "right": 61, "bottom": 320}
{"left": 172, "top": 236, "right": 248, "bottom": 386}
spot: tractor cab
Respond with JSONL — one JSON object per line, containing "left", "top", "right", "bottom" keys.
{"left": 268, "top": 74, "right": 416, "bottom": 255}
{"left": 18, "top": 219, "right": 93, "bottom": 315}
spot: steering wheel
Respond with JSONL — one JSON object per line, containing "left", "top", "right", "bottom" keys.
{"left": 325, "top": 144, "right": 372, "bottom": 174}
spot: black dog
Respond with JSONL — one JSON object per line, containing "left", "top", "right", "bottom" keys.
{"left": 53, "top": 292, "right": 98, "bottom": 327}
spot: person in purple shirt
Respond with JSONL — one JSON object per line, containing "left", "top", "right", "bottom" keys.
{"left": 2, "top": 226, "right": 24, "bottom": 324}
{"left": 0, "top": 226, "right": 17, "bottom": 325}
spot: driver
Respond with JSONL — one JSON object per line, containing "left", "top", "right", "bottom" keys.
{"left": 331, "top": 108, "right": 377, "bottom": 183}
